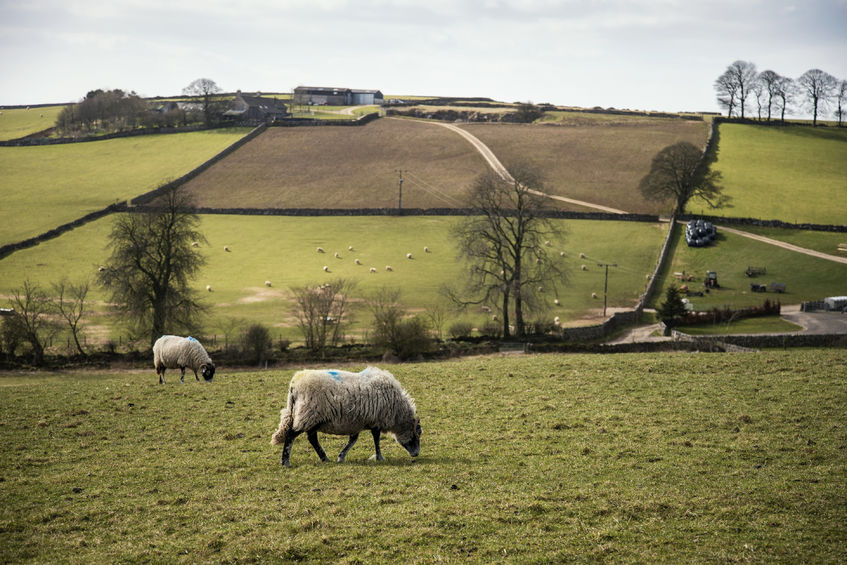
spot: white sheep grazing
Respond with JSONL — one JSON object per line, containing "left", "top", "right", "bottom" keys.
{"left": 153, "top": 335, "right": 215, "bottom": 384}
{"left": 355, "top": 258, "right": 361, "bottom": 265}
{"left": 316, "top": 247, "right": 325, "bottom": 253}
{"left": 271, "top": 367, "right": 421, "bottom": 467}
{"left": 592, "top": 292, "right": 598, "bottom": 299}
{"left": 224, "top": 246, "right": 230, "bottom": 252}
{"left": 206, "top": 284, "right": 212, "bottom": 292}
{"left": 424, "top": 246, "right": 430, "bottom": 253}
{"left": 265, "top": 280, "right": 272, "bottom": 287}
{"left": 385, "top": 265, "right": 393, "bottom": 272}
{"left": 554, "top": 316, "right": 560, "bottom": 325}
{"left": 581, "top": 264, "right": 587, "bottom": 271}
{"left": 334, "top": 252, "right": 341, "bottom": 259}
{"left": 369, "top": 267, "right": 377, "bottom": 273}
{"left": 579, "top": 252, "right": 586, "bottom": 259}
{"left": 191, "top": 241, "right": 199, "bottom": 248}
{"left": 560, "top": 251, "right": 566, "bottom": 257}
{"left": 348, "top": 245, "right": 354, "bottom": 251}
{"left": 554, "top": 299, "right": 560, "bottom": 305}
{"left": 406, "top": 253, "right": 413, "bottom": 259}
{"left": 323, "top": 266, "right": 329, "bottom": 272}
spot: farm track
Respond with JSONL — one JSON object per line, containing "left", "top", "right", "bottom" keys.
{"left": 399, "top": 116, "right": 845, "bottom": 266}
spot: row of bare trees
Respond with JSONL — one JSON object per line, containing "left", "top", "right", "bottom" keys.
{"left": 715, "top": 61, "right": 846, "bottom": 126}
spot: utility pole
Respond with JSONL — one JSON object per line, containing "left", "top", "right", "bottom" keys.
{"left": 597, "top": 262, "right": 617, "bottom": 318}
{"left": 395, "top": 169, "right": 405, "bottom": 210}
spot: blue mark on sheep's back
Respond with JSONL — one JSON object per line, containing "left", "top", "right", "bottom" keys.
{"left": 328, "top": 370, "right": 342, "bottom": 382}
{"left": 188, "top": 336, "right": 197, "bottom": 342}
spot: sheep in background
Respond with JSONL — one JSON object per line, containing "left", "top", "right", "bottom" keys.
{"left": 153, "top": 335, "right": 215, "bottom": 384}
{"left": 406, "top": 253, "right": 413, "bottom": 259}
{"left": 206, "top": 285, "right": 212, "bottom": 292}
{"left": 348, "top": 245, "right": 354, "bottom": 251}
{"left": 316, "top": 247, "right": 325, "bottom": 253}
{"left": 224, "top": 246, "right": 230, "bottom": 252}
{"left": 592, "top": 292, "right": 598, "bottom": 299}
{"left": 424, "top": 246, "right": 430, "bottom": 253}
{"left": 369, "top": 267, "right": 377, "bottom": 273}
{"left": 581, "top": 265, "right": 587, "bottom": 271}
{"left": 271, "top": 367, "right": 421, "bottom": 467}
{"left": 355, "top": 258, "right": 361, "bottom": 265}
{"left": 191, "top": 241, "right": 199, "bottom": 248}
{"left": 554, "top": 299, "right": 560, "bottom": 305}
{"left": 579, "top": 252, "right": 585, "bottom": 259}
{"left": 323, "top": 266, "right": 329, "bottom": 272}
{"left": 265, "top": 281, "right": 272, "bottom": 287}
{"left": 334, "top": 252, "right": 341, "bottom": 259}
{"left": 385, "top": 265, "right": 393, "bottom": 272}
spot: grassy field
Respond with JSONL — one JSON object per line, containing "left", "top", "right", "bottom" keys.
{"left": 0, "top": 128, "right": 251, "bottom": 246}
{"left": 462, "top": 118, "right": 709, "bottom": 216}
{"left": 650, "top": 224, "right": 847, "bottom": 311}
{"left": 0, "top": 106, "right": 63, "bottom": 140}
{"left": 711, "top": 124, "right": 847, "bottom": 225}
{"left": 1, "top": 350, "right": 845, "bottom": 562}
{"left": 0, "top": 216, "right": 668, "bottom": 347}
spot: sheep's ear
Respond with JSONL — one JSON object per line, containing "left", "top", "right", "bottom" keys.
{"left": 415, "top": 417, "right": 422, "bottom": 437}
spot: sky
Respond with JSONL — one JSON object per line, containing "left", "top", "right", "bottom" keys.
{"left": 2, "top": 0, "right": 846, "bottom": 114}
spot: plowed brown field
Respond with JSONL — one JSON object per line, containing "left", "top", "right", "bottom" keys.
{"left": 181, "top": 115, "right": 709, "bottom": 214}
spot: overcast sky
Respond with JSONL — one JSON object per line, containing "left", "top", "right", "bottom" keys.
{"left": 2, "top": 0, "right": 846, "bottom": 114}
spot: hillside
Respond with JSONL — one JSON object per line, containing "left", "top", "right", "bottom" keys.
{"left": 179, "top": 115, "right": 709, "bottom": 214}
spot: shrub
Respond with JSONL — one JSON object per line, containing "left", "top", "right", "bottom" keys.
{"left": 479, "top": 320, "right": 502, "bottom": 338}
{"left": 243, "top": 323, "right": 272, "bottom": 364}
{"left": 448, "top": 321, "right": 474, "bottom": 339}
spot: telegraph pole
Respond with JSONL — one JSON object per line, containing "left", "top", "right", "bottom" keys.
{"left": 395, "top": 169, "right": 405, "bottom": 210}
{"left": 597, "top": 262, "right": 617, "bottom": 317}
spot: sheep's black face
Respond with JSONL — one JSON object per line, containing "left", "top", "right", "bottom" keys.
{"left": 398, "top": 417, "right": 422, "bottom": 457}
{"left": 201, "top": 364, "right": 215, "bottom": 381}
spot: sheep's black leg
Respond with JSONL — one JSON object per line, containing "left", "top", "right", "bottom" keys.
{"left": 158, "top": 369, "right": 165, "bottom": 385}
{"left": 371, "top": 429, "right": 385, "bottom": 461}
{"left": 194, "top": 370, "right": 200, "bottom": 382}
{"left": 282, "top": 430, "right": 302, "bottom": 467}
{"left": 307, "top": 429, "right": 330, "bottom": 462}
{"left": 337, "top": 433, "right": 359, "bottom": 463}
{"left": 179, "top": 367, "right": 186, "bottom": 383}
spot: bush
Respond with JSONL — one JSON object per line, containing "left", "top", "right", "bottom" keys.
{"left": 479, "top": 320, "right": 502, "bottom": 338}
{"left": 243, "top": 323, "right": 272, "bottom": 364}
{"left": 448, "top": 321, "right": 474, "bottom": 339}
{"left": 392, "top": 316, "right": 434, "bottom": 360}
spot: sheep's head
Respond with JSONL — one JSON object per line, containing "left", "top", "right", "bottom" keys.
{"left": 395, "top": 416, "right": 421, "bottom": 458}
{"left": 200, "top": 363, "right": 215, "bottom": 382}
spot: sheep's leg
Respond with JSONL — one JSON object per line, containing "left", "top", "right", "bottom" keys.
{"left": 371, "top": 429, "right": 385, "bottom": 461}
{"left": 194, "top": 369, "right": 200, "bottom": 382}
{"left": 179, "top": 367, "right": 186, "bottom": 383}
{"left": 281, "top": 430, "right": 302, "bottom": 467}
{"left": 307, "top": 429, "right": 330, "bottom": 462}
{"left": 158, "top": 368, "right": 165, "bottom": 385}
{"left": 337, "top": 433, "right": 359, "bottom": 463}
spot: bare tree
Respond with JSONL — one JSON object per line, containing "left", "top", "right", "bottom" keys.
{"left": 797, "top": 68, "right": 838, "bottom": 126}
{"left": 835, "top": 80, "right": 847, "bottom": 127}
{"left": 98, "top": 186, "right": 207, "bottom": 350}
{"left": 774, "top": 75, "right": 794, "bottom": 122}
{"left": 451, "top": 164, "right": 566, "bottom": 338}
{"left": 758, "top": 70, "right": 783, "bottom": 122}
{"left": 183, "top": 78, "right": 224, "bottom": 127}
{"left": 638, "top": 142, "right": 729, "bottom": 215}
{"left": 291, "top": 279, "right": 355, "bottom": 355}
{"left": 716, "top": 61, "right": 758, "bottom": 118}
{"left": 6, "top": 280, "right": 59, "bottom": 366}
{"left": 52, "top": 278, "right": 90, "bottom": 357}
{"left": 714, "top": 69, "right": 740, "bottom": 117}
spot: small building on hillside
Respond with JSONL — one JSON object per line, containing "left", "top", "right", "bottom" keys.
{"left": 293, "top": 86, "right": 383, "bottom": 106}
{"left": 224, "top": 92, "right": 289, "bottom": 124}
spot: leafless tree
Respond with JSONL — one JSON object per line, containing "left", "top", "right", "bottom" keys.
{"left": 797, "top": 68, "right": 838, "bottom": 126}
{"left": 714, "top": 69, "right": 739, "bottom": 117}
{"left": 6, "top": 280, "right": 59, "bottom": 365}
{"left": 183, "top": 78, "right": 224, "bottom": 127}
{"left": 451, "top": 163, "right": 566, "bottom": 338}
{"left": 52, "top": 278, "right": 90, "bottom": 357}
{"left": 835, "top": 80, "right": 847, "bottom": 127}
{"left": 758, "top": 70, "right": 783, "bottom": 122}
{"left": 774, "top": 75, "right": 794, "bottom": 122}
{"left": 638, "top": 142, "right": 729, "bottom": 215}
{"left": 98, "top": 186, "right": 207, "bottom": 349}
{"left": 716, "top": 61, "right": 758, "bottom": 118}
{"left": 291, "top": 279, "right": 355, "bottom": 354}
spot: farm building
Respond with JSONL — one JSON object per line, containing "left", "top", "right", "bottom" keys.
{"left": 293, "top": 86, "right": 383, "bottom": 106}
{"left": 224, "top": 92, "right": 289, "bottom": 124}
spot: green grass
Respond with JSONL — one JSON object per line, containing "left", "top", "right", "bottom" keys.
{"left": 0, "top": 128, "right": 252, "bottom": 246}
{"left": 0, "top": 216, "right": 667, "bottom": 347}
{"left": 651, "top": 224, "right": 847, "bottom": 311}
{"left": 1, "top": 350, "right": 845, "bottom": 562}
{"left": 710, "top": 124, "right": 847, "bottom": 225}
{"left": 676, "top": 315, "right": 802, "bottom": 335}
{"left": 0, "top": 106, "right": 63, "bottom": 140}
{"left": 733, "top": 226, "right": 847, "bottom": 257}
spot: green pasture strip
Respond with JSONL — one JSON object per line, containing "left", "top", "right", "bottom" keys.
{"left": 676, "top": 315, "right": 803, "bottom": 335}
{"left": 730, "top": 225, "right": 847, "bottom": 256}
{"left": 0, "top": 106, "right": 63, "bottom": 140}
{"left": 0, "top": 216, "right": 666, "bottom": 347}
{"left": 650, "top": 226, "right": 847, "bottom": 311}
{"left": 711, "top": 124, "right": 847, "bottom": 225}
{"left": 1, "top": 351, "right": 845, "bottom": 562}
{"left": 0, "top": 128, "right": 251, "bottom": 246}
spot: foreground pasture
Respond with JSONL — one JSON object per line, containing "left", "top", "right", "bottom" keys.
{"left": 1, "top": 350, "right": 845, "bottom": 562}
